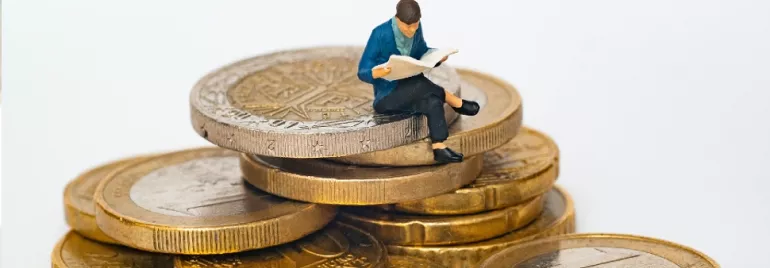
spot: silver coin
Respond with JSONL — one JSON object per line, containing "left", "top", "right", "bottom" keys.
{"left": 190, "top": 46, "right": 461, "bottom": 158}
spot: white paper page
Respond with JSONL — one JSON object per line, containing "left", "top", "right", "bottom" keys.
{"left": 376, "top": 55, "right": 431, "bottom": 81}
{"left": 419, "top": 48, "right": 459, "bottom": 66}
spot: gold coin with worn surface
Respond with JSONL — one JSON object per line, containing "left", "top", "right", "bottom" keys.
{"left": 338, "top": 194, "right": 544, "bottom": 246}
{"left": 63, "top": 155, "right": 150, "bottom": 244}
{"left": 478, "top": 233, "right": 720, "bottom": 268}
{"left": 387, "top": 256, "right": 446, "bottom": 268}
{"left": 94, "top": 147, "right": 338, "bottom": 255}
{"left": 51, "top": 231, "right": 174, "bottom": 268}
{"left": 384, "top": 127, "right": 559, "bottom": 215}
{"left": 190, "top": 46, "right": 461, "bottom": 158}
{"left": 387, "top": 185, "right": 575, "bottom": 268}
{"left": 241, "top": 154, "right": 483, "bottom": 205}
{"left": 174, "top": 222, "right": 387, "bottom": 268}
{"left": 331, "top": 68, "right": 523, "bottom": 166}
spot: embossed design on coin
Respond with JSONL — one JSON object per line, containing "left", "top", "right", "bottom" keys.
{"left": 473, "top": 128, "right": 556, "bottom": 186}
{"left": 174, "top": 222, "right": 387, "bottom": 268}
{"left": 52, "top": 231, "right": 173, "bottom": 268}
{"left": 190, "top": 46, "right": 461, "bottom": 158}
{"left": 516, "top": 247, "right": 678, "bottom": 268}
{"left": 94, "top": 147, "right": 337, "bottom": 254}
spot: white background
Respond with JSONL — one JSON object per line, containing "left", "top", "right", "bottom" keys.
{"left": 3, "top": 0, "right": 770, "bottom": 267}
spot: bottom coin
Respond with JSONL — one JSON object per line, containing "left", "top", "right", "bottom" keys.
{"left": 386, "top": 185, "right": 575, "bottom": 268}
{"left": 51, "top": 231, "right": 174, "bottom": 268}
{"left": 174, "top": 221, "right": 388, "bottom": 268}
{"left": 388, "top": 256, "right": 447, "bottom": 268}
{"left": 478, "top": 233, "right": 720, "bottom": 268}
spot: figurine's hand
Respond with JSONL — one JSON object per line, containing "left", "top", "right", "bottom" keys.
{"left": 372, "top": 66, "right": 392, "bottom": 79}
{"left": 440, "top": 55, "right": 449, "bottom": 63}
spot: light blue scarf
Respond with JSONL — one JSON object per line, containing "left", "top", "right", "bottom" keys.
{"left": 391, "top": 17, "right": 413, "bottom": 56}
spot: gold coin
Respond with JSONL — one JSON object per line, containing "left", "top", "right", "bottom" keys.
{"left": 478, "top": 233, "right": 720, "bottom": 268}
{"left": 331, "top": 68, "right": 523, "bottom": 166}
{"left": 51, "top": 231, "right": 173, "bottom": 268}
{"left": 240, "top": 154, "right": 483, "bottom": 205}
{"left": 94, "top": 147, "right": 338, "bottom": 255}
{"left": 387, "top": 256, "right": 446, "bottom": 268}
{"left": 338, "top": 194, "right": 544, "bottom": 246}
{"left": 173, "top": 222, "right": 387, "bottom": 268}
{"left": 190, "top": 46, "right": 461, "bottom": 158}
{"left": 385, "top": 126, "right": 559, "bottom": 215}
{"left": 63, "top": 156, "right": 149, "bottom": 244}
{"left": 386, "top": 185, "right": 575, "bottom": 268}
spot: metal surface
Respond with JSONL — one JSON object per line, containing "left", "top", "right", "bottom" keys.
{"left": 478, "top": 233, "right": 720, "bottom": 268}
{"left": 94, "top": 147, "right": 337, "bottom": 255}
{"left": 240, "top": 153, "right": 483, "bottom": 205}
{"left": 386, "top": 185, "right": 575, "bottom": 268}
{"left": 384, "top": 127, "right": 559, "bottom": 215}
{"left": 63, "top": 155, "right": 150, "bottom": 244}
{"left": 51, "top": 231, "right": 173, "bottom": 268}
{"left": 190, "top": 46, "right": 461, "bottom": 158}
{"left": 174, "top": 222, "right": 387, "bottom": 268}
{"left": 338, "top": 194, "right": 544, "bottom": 246}
{"left": 330, "top": 68, "right": 523, "bottom": 166}
{"left": 387, "top": 256, "right": 447, "bottom": 268}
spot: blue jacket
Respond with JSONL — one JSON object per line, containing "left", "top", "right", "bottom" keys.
{"left": 358, "top": 19, "right": 433, "bottom": 106}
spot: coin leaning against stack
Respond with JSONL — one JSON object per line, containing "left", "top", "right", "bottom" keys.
{"left": 53, "top": 46, "right": 719, "bottom": 268}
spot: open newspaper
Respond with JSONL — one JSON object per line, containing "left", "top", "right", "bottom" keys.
{"left": 376, "top": 48, "right": 458, "bottom": 81}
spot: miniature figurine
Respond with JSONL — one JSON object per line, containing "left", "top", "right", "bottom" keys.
{"left": 358, "top": 0, "right": 480, "bottom": 164}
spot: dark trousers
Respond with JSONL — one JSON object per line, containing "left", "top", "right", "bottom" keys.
{"left": 374, "top": 74, "right": 449, "bottom": 143}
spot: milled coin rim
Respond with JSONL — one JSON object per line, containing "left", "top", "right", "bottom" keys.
{"left": 478, "top": 233, "right": 720, "bottom": 268}
{"left": 241, "top": 153, "right": 484, "bottom": 205}
{"left": 329, "top": 67, "right": 524, "bottom": 166}
{"left": 338, "top": 194, "right": 545, "bottom": 246}
{"left": 189, "top": 46, "right": 461, "bottom": 158}
{"left": 387, "top": 126, "right": 560, "bottom": 215}
{"left": 93, "top": 147, "right": 338, "bottom": 255}
{"left": 385, "top": 185, "right": 576, "bottom": 267}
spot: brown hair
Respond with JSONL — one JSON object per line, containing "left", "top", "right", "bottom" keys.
{"left": 396, "top": 0, "right": 421, "bottom": 24}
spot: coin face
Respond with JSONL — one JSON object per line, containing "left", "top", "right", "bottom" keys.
{"left": 331, "top": 68, "right": 523, "bottom": 166}
{"left": 386, "top": 186, "right": 575, "bottom": 268}
{"left": 174, "top": 222, "right": 387, "bottom": 268}
{"left": 241, "top": 153, "right": 483, "bottom": 205}
{"left": 190, "top": 46, "right": 461, "bottom": 158}
{"left": 338, "top": 194, "right": 544, "bottom": 246}
{"left": 51, "top": 231, "right": 173, "bottom": 268}
{"left": 478, "top": 234, "right": 720, "bottom": 268}
{"left": 63, "top": 156, "right": 149, "bottom": 244}
{"left": 388, "top": 127, "right": 559, "bottom": 215}
{"left": 94, "top": 147, "right": 338, "bottom": 254}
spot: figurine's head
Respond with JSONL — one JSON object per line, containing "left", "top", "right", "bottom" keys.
{"left": 395, "top": 0, "right": 421, "bottom": 38}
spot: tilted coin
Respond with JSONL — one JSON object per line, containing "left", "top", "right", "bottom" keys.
{"left": 190, "top": 46, "right": 461, "bottom": 158}
{"left": 331, "top": 68, "right": 523, "bottom": 166}
{"left": 338, "top": 194, "right": 544, "bottom": 246}
{"left": 174, "top": 222, "right": 387, "bottom": 268}
{"left": 387, "top": 256, "right": 446, "bottom": 268}
{"left": 63, "top": 155, "right": 150, "bottom": 244}
{"left": 240, "top": 154, "right": 483, "bottom": 205}
{"left": 51, "top": 231, "right": 173, "bottom": 268}
{"left": 94, "top": 147, "right": 338, "bottom": 255}
{"left": 478, "top": 233, "right": 720, "bottom": 268}
{"left": 386, "top": 185, "right": 575, "bottom": 268}
{"left": 384, "top": 126, "right": 559, "bottom": 215}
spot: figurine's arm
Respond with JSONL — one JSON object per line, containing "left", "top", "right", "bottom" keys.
{"left": 358, "top": 30, "right": 381, "bottom": 84}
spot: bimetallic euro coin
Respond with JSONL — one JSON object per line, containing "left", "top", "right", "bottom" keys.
{"left": 94, "top": 147, "right": 337, "bottom": 255}
{"left": 63, "top": 155, "right": 150, "bottom": 244}
{"left": 190, "top": 46, "right": 461, "bottom": 158}
{"left": 331, "top": 68, "right": 523, "bottom": 166}
{"left": 241, "top": 154, "right": 483, "bottom": 205}
{"left": 174, "top": 222, "right": 387, "bottom": 268}
{"left": 51, "top": 231, "right": 173, "bottom": 268}
{"left": 386, "top": 185, "right": 575, "bottom": 268}
{"left": 338, "top": 194, "right": 544, "bottom": 246}
{"left": 478, "top": 233, "right": 720, "bottom": 268}
{"left": 386, "top": 127, "right": 559, "bottom": 215}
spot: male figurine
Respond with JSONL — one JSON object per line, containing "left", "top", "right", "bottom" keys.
{"left": 357, "top": 0, "right": 480, "bottom": 164}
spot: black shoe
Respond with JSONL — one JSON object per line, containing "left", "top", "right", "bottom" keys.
{"left": 453, "top": 100, "right": 480, "bottom": 116}
{"left": 433, "top": 148, "right": 463, "bottom": 163}
{"left": 445, "top": 147, "right": 464, "bottom": 158}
